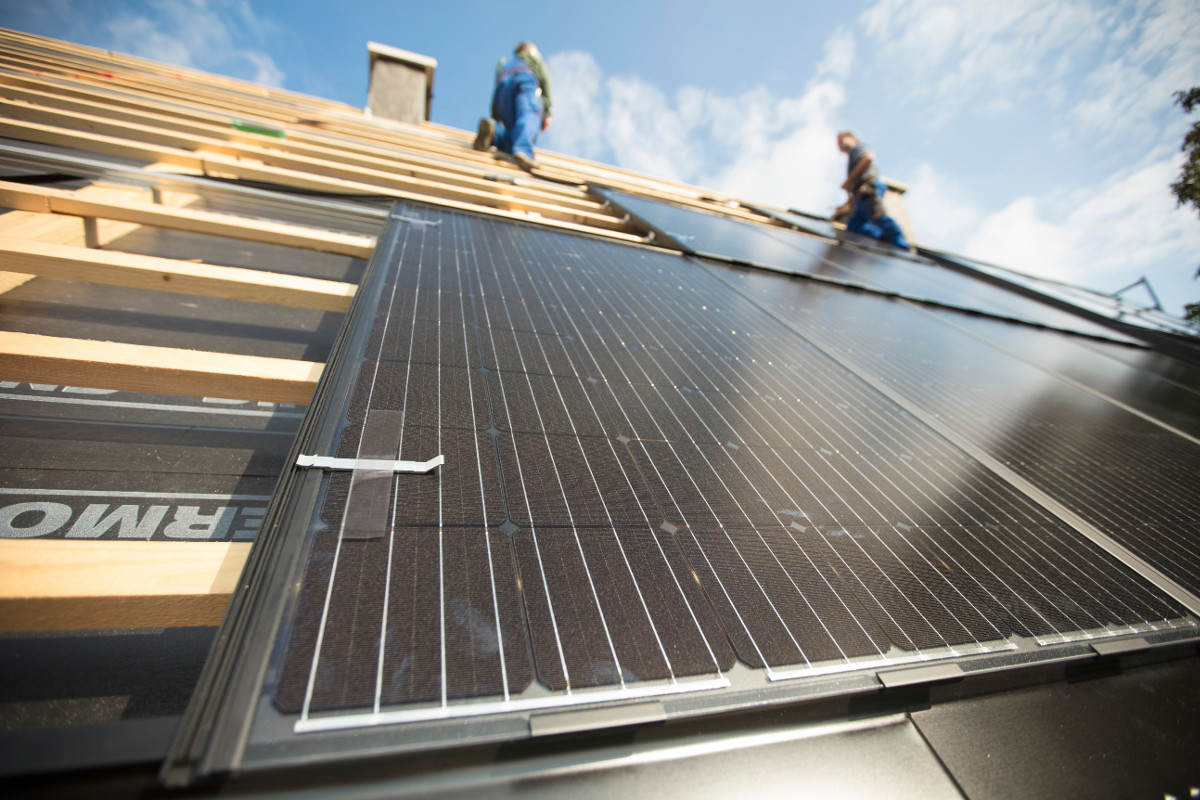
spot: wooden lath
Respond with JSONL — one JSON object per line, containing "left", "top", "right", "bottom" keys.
{"left": 0, "top": 77, "right": 607, "bottom": 217}
{"left": 0, "top": 181, "right": 204, "bottom": 293}
{"left": 0, "top": 183, "right": 352, "bottom": 633}
{"left": 0, "top": 72, "right": 591, "bottom": 199}
{"left": 0, "top": 173, "right": 350, "bottom": 403}
{"left": 0, "top": 332, "right": 324, "bottom": 405}
{"left": 0, "top": 37, "right": 631, "bottom": 228}
{"left": 1, "top": 240, "right": 359, "bottom": 312}
{"left": 0, "top": 112, "right": 644, "bottom": 240}
{"left": 0, "top": 28, "right": 360, "bottom": 116}
{"left": 0, "top": 36, "right": 466, "bottom": 158}
{"left": 0, "top": 180, "right": 376, "bottom": 258}
{"left": 0, "top": 540, "right": 251, "bottom": 631}
{"left": 0, "top": 37, "right": 389, "bottom": 632}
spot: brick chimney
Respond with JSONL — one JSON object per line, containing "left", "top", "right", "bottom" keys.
{"left": 880, "top": 177, "right": 917, "bottom": 246}
{"left": 365, "top": 42, "right": 437, "bottom": 124}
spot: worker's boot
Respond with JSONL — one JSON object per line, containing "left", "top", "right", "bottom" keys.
{"left": 511, "top": 151, "right": 537, "bottom": 171}
{"left": 473, "top": 118, "right": 495, "bottom": 151}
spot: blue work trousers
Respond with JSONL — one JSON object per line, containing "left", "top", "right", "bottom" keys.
{"left": 493, "top": 69, "right": 542, "bottom": 158}
{"left": 847, "top": 179, "right": 910, "bottom": 250}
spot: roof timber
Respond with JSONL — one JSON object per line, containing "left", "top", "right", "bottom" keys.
{"left": 0, "top": 332, "right": 323, "bottom": 405}
{"left": 0, "top": 43, "right": 494, "bottom": 169}
{"left": 0, "top": 540, "right": 250, "bottom": 631}
{"left": 0, "top": 29, "right": 786, "bottom": 228}
{"left": 0, "top": 70, "right": 549, "bottom": 209}
{"left": 0, "top": 78, "right": 608, "bottom": 216}
{"left": 0, "top": 180, "right": 376, "bottom": 258}
{"left": 0, "top": 29, "right": 361, "bottom": 114}
{"left": 0, "top": 239, "right": 359, "bottom": 312}
{"left": 0, "top": 101, "right": 624, "bottom": 225}
{"left": 0, "top": 115, "right": 645, "bottom": 239}
{"left": 1, "top": 181, "right": 200, "bottom": 242}
{"left": 0, "top": 181, "right": 202, "bottom": 295}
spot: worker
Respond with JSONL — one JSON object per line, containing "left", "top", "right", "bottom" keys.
{"left": 473, "top": 41, "right": 552, "bottom": 171}
{"left": 835, "top": 131, "right": 912, "bottom": 251}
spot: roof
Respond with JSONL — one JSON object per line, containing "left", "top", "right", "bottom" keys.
{"left": 1, "top": 26, "right": 1198, "bottom": 799}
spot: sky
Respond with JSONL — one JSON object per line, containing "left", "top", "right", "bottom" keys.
{"left": 3, "top": 0, "right": 1200, "bottom": 317}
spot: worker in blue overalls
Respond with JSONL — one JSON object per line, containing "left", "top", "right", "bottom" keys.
{"left": 835, "top": 131, "right": 912, "bottom": 251}
{"left": 473, "top": 41, "right": 552, "bottom": 171}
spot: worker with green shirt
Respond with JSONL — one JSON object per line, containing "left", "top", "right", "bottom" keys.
{"left": 473, "top": 41, "right": 552, "bottom": 170}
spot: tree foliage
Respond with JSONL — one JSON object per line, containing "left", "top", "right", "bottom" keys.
{"left": 1171, "top": 88, "right": 1200, "bottom": 215}
{"left": 1173, "top": 87, "right": 1200, "bottom": 325}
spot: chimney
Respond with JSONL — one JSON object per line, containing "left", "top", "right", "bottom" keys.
{"left": 365, "top": 42, "right": 437, "bottom": 124}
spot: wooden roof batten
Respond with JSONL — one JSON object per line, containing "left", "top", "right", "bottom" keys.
{"left": 0, "top": 26, "right": 814, "bottom": 632}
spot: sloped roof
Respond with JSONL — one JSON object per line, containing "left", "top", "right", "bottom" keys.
{"left": 1, "top": 27, "right": 1199, "bottom": 798}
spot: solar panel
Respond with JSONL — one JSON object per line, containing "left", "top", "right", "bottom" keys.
{"left": 934, "top": 313, "right": 1200, "bottom": 440}
{"left": 725, "top": 264, "right": 1200, "bottom": 600}
{"left": 169, "top": 201, "right": 1197, "bottom": 781}
{"left": 748, "top": 205, "right": 842, "bottom": 240}
{"left": 601, "top": 189, "right": 1141, "bottom": 344}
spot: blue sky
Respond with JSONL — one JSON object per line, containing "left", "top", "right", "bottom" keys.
{"left": 3, "top": 0, "right": 1199, "bottom": 316}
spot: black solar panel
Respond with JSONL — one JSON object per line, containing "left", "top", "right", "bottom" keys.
{"left": 176, "top": 201, "right": 1197, "bottom": 779}
{"left": 725, "top": 263, "right": 1200, "bottom": 599}
{"left": 935, "top": 313, "right": 1200, "bottom": 440}
{"left": 602, "top": 189, "right": 1140, "bottom": 343}
{"left": 750, "top": 205, "right": 842, "bottom": 240}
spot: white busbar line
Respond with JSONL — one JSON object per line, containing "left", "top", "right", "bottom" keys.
{"left": 294, "top": 676, "right": 731, "bottom": 734}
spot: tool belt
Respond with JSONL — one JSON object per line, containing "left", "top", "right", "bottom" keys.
{"left": 855, "top": 180, "right": 887, "bottom": 219}
{"left": 498, "top": 63, "right": 534, "bottom": 82}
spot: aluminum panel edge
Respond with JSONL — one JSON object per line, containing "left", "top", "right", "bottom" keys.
{"left": 160, "top": 205, "right": 404, "bottom": 787}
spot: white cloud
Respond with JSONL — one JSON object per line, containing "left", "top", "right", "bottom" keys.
{"left": 816, "top": 26, "right": 856, "bottom": 82}
{"left": 704, "top": 81, "right": 847, "bottom": 214}
{"left": 1068, "top": 0, "right": 1200, "bottom": 149}
{"left": 961, "top": 155, "right": 1200, "bottom": 311}
{"left": 241, "top": 49, "right": 285, "bottom": 88}
{"left": 1064, "top": 157, "right": 1200, "bottom": 305}
{"left": 102, "top": 0, "right": 286, "bottom": 88}
{"left": 965, "top": 197, "right": 1078, "bottom": 282}
{"left": 544, "top": 51, "right": 848, "bottom": 212}
{"left": 858, "top": 0, "right": 1200, "bottom": 148}
{"left": 852, "top": 0, "right": 1200, "bottom": 313}
{"left": 903, "top": 163, "right": 982, "bottom": 246}
{"left": 897, "top": 148, "right": 1200, "bottom": 311}
{"left": 602, "top": 75, "right": 706, "bottom": 183}
{"left": 858, "top": 0, "right": 1101, "bottom": 98}
{"left": 541, "top": 51, "right": 607, "bottom": 163}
